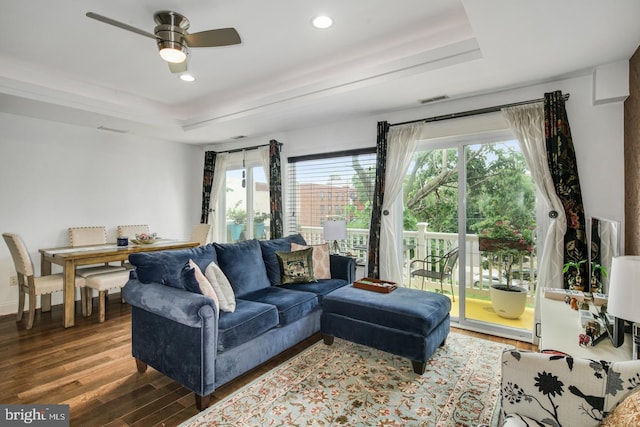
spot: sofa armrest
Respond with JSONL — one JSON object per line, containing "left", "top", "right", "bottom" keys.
{"left": 123, "top": 279, "right": 218, "bottom": 327}
{"left": 330, "top": 255, "right": 355, "bottom": 283}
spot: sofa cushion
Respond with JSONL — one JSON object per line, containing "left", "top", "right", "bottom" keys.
{"left": 259, "top": 234, "right": 307, "bottom": 286}
{"left": 276, "top": 248, "right": 317, "bottom": 284}
{"left": 213, "top": 239, "right": 271, "bottom": 298}
{"left": 129, "top": 244, "right": 217, "bottom": 289}
{"left": 278, "top": 278, "right": 348, "bottom": 302}
{"left": 291, "top": 242, "right": 331, "bottom": 279}
{"left": 241, "top": 286, "right": 319, "bottom": 326}
{"left": 217, "top": 299, "right": 279, "bottom": 353}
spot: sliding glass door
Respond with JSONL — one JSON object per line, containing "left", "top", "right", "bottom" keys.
{"left": 462, "top": 138, "right": 536, "bottom": 339}
{"left": 405, "top": 130, "right": 536, "bottom": 340}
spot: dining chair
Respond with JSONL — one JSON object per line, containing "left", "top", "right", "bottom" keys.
{"left": 69, "top": 226, "right": 127, "bottom": 316}
{"left": 84, "top": 269, "right": 131, "bottom": 322}
{"left": 191, "top": 223, "right": 211, "bottom": 246}
{"left": 117, "top": 224, "right": 150, "bottom": 239}
{"left": 68, "top": 226, "right": 126, "bottom": 277}
{"left": 3, "top": 232, "right": 87, "bottom": 329}
{"left": 117, "top": 224, "right": 150, "bottom": 269}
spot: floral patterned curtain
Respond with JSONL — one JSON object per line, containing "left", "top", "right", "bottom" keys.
{"left": 268, "top": 140, "right": 284, "bottom": 239}
{"left": 367, "top": 121, "right": 389, "bottom": 278}
{"left": 544, "top": 91, "right": 588, "bottom": 289}
{"left": 200, "top": 151, "right": 217, "bottom": 224}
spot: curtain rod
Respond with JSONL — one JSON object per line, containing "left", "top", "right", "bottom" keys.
{"left": 216, "top": 141, "right": 282, "bottom": 155}
{"left": 390, "top": 93, "right": 570, "bottom": 127}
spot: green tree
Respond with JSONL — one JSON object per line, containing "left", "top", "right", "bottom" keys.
{"left": 403, "top": 142, "right": 535, "bottom": 234}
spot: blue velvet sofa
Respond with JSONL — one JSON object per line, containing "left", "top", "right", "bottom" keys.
{"left": 122, "top": 234, "right": 355, "bottom": 410}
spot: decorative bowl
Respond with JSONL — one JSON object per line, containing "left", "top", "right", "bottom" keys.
{"left": 132, "top": 233, "right": 159, "bottom": 244}
{"left": 131, "top": 238, "right": 160, "bottom": 244}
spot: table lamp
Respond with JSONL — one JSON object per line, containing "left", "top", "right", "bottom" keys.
{"left": 607, "top": 255, "right": 640, "bottom": 359}
{"left": 323, "top": 220, "right": 347, "bottom": 254}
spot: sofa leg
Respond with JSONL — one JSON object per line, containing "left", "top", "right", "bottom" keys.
{"left": 412, "top": 360, "right": 426, "bottom": 375}
{"left": 195, "top": 394, "right": 211, "bottom": 411}
{"left": 440, "top": 337, "right": 447, "bottom": 347}
{"left": 135, "top": 358, "right": 148, "bottom": 373}
{"left": 322, "top": 334, "right": 334, "bottom": 345}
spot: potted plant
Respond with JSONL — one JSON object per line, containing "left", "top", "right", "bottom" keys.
{"left": 253, "top": 212, "right": 269, "bottom": 239}
{"left": 590, "top": 262, "right": 607, "bottom": 294}
{"left": 475, "top": 219, "right": 535, "bottom": 319}
{"left": 562, "top": 259, "right": 587, "bottom": 291}
{"left": 227, "top": 203, "right": 246, "bottom": 241}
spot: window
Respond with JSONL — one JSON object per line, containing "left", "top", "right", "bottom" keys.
{"left": 218, "top": 150, "right": 269, "bottom": 242}
{"left": 287, "top": 149, "right": 377, "bottom": 240}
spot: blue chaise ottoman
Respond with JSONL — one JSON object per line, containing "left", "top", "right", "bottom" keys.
{"left": 321, "top": 285, "right": 451, "bottom": 374}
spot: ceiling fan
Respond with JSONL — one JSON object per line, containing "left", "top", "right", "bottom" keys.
{"left": 86, "top": 10, "right": 241, "bottom": 74}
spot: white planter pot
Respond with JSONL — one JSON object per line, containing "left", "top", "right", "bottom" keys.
{"left": 490, "top": 285, "right": 528, "bottom": 319}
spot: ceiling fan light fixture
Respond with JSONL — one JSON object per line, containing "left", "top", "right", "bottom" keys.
{"left": 158, "top": 41, "right": 188, "bottom": 63}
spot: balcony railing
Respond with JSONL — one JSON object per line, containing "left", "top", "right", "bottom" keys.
{"left": 298, "top": 222, "right": 537, "bottom": 303}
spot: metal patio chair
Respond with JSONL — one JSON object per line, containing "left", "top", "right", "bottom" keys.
{"left": 410, "top": 247, "right": 458, "bottom": 301}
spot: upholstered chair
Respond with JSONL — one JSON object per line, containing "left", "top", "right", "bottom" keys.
{"left": 3, "top": 232, "right": 86, "bottom": 329}
{"left": 117, "top": 224, "right": 150, "bottom": 269}
{"left": 117, "top": 224, "right": 150, "bottom": 240}
{"left": 191, "top": 223, "right": 211, "bottom": 246}
{"left": 68, "top": 226, "right": 126, "bottom": 277}
{"left": 84, "top": 269, "right": 131, "bottom": 322}
{"left": 68, "top": 226, "right": 127, "bottom": 316}
{"left": 500, "top": 350, "right": 640, "bottom": 426}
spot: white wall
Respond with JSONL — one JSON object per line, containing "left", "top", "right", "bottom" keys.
{"left": 0, "top": 113, "right": 203, "bottom": 314}
{"left": 0, "top": 71, "right": 626, "bottom": 316}
{"left": 212, "top": 73, "right": 626, "bottom": 252}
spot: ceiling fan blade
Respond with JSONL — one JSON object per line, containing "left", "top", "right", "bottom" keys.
{"left": 168, "top": 60, "right": 188, "bottom": 74}
{"left": 184, "top": 28, "right": 241, "bottom": 47}
{"left": 86, "top": 12, "right": 156, "bottom": 40}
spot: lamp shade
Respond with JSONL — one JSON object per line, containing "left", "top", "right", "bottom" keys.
{"left": 323, "top": 220, "right": 347, "bottom": 241}
{"left": 607, "top": 255, "right": 640, "bottom": 323}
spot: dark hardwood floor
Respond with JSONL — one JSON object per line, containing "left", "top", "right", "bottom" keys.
{"left": 0, "top": 294, "right": 535, "bottom": 426}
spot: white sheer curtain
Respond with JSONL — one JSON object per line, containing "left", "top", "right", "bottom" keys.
{"left": 258, "top": 146, "right": 270, "bottom": 186}
{"left": 502, "top": 104, "right": 566, "bottom": 345}
{"left": 380, "top": 123, "right": 425, "bottom": 284}
{"left": 208, "top": 152, "right": 229, "bottom": 242}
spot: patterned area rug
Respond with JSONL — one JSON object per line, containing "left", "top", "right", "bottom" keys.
{"left": 181, "top": 333, "right": 512, "bottom": 427}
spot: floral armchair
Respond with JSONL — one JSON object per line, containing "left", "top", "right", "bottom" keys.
{"left": 499, "top": 350, "right": 640, "bottom": 427}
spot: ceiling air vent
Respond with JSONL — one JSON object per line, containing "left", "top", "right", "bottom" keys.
{"left": 97, "top": 126, "right": 128, "bottom": 134}
{"left": 419, "top": 95, "right": 449, "bottom": 104}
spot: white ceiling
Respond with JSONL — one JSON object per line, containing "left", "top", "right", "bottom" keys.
{"left": 1, "top": 0, "right": 640, "bottom": 145}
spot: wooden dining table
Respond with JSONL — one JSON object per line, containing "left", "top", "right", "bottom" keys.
{"left": 39, "top": 240, "right": 200, "bottom": 328}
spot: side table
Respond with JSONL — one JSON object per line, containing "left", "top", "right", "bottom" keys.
{"left": 539, "top": 296, "right": 632, "bottom": 361}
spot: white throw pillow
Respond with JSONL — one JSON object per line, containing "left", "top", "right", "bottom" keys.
{"left": 205, "top": 261, "right": 236, "bottom": 312}
{"left": 188, "top": 259, "right": 219, "bottom": 315}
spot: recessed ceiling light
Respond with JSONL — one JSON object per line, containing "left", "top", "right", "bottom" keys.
{"left": 312, "top": 15, "right": 333, "bottom": 29}
{"left": 179, "top": 73, "right": 196, "bottom": 82}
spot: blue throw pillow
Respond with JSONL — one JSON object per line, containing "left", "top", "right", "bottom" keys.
{"left": 129, "top": 244, "right": 217, "bottom": 289}
{"left": 259, "top": 234, "right": 307, "bottom": 286}
{"left": 213, "top": 239, "right": 271, "bottom": 297}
